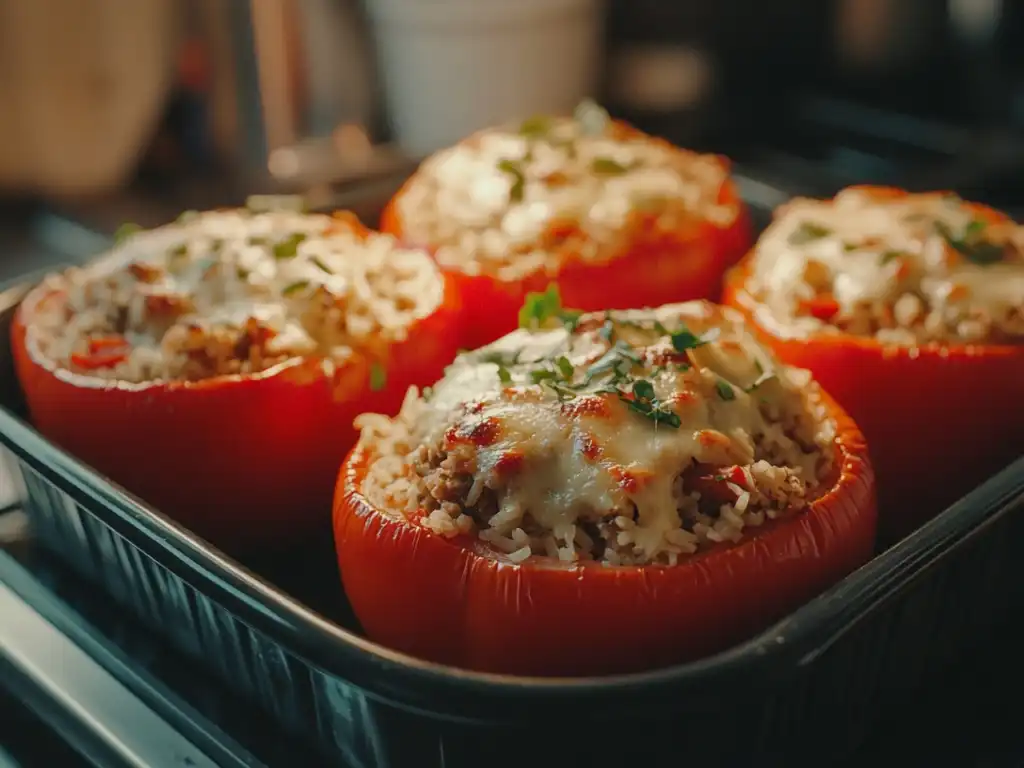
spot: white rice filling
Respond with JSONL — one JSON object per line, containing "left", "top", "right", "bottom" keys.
{"left": 397, "top": 109, "right": 737, "bottom": 281}
{"left": 25, "top": 209, "right": 445, "bottom": 383}
{"left": 747, "top": 188, "right": 1024, "bottom": 344}
{"left": 355, "top": 302, "right": 836, "bottom": 566}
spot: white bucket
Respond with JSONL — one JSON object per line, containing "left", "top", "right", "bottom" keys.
{"left": 366, "top": 0, "right": 605, "bottom": 157}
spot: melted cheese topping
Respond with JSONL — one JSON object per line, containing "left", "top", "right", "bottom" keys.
{"left": 395, "top": 108, "right": 737, "bottom": 281}
{"left": 359, "top": 301, "right": 834, "bottom": 565}
{"left": 28, "top": 208, "right": 445, "bottom": 382}
{"left": 746, "top": 188, "right": 1024, "bottom": 344}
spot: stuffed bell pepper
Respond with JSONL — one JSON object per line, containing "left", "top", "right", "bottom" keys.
{"left": 723, "top": 185, "right": 1024, "bottom": 541}
{"left": 334, "top": 295, "right": 876, "bottom": 676}
{"left": 381, "top": 100, "right": 751, "bottom": 349}
{"left": 13, "top": 203, "right": 461, "bottom": 546}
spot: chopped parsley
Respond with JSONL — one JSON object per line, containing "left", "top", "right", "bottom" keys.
{"left": 369, "top": 362, "right": 387, "bottom": 392}
{"left": 880, "top": 250, "right": 904, "bottom": 265}
{"left": 788, "top": 222, "right": 833, "bottom": 245}
{"left": 498, "top": 158, "right": 526, "bottom": 203}
{"left": 583, "top": 341, "right": 642, "bottom": 384}
{"left": 236, "top": 267, "right": 250, "bottom": 281}
{"left": 518, "top": 284, "right": 582, "bottom": 331}
{"left": 556, "top": 356, "right": 574, "bottom": 378}
{"left": 169, "top": 243, "right": 188, "bottom": 259}
{"left": 281, "top": 280, "right": 309, "bottom": 296}
{"left": 273, "top": 232, "right": 307, "bottom": 259}
{"left": 114, "top": 222, "right": 142, "bottom": 244}
{"left": 670, "top": 325, "right": 716, "bottom": 352}
{"left": 632, "top": 379, "right": 655, "bottom": 400}
{"left": 510, "top": 293, "right": 702, "bottom": 428}
{"left": 311, "top": 255, "right": 333, "bottom": 274}
{"left": 623, "top": 379, "right": 680, "bottom": 428}
{"left": 715, "top": 380, "right": 737, "bottom": 401}
{"left": 936, "top": 219, "right": 1004, "bottom": 265}
{"left": 591, "top": 157, "right": 630, "bottom": 175}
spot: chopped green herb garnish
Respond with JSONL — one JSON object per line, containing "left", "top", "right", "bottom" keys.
{"left": 622, "top": 394, "right": 681, "bottom": 428}
{"left": 542, "top": 381, "right": 578, "bottom": 401}
{"left": 632, "top": 379, "right": 655, "bottom": 401}
{"left": 496, "top": 365, "right": 513, "bottom": 384}
{"left": 935, "top": 219, "right": 1004, "bottom": 265}
{"left": 715, "top": 380, "right": 736, "bottom": 401}
{"left": 311, "top": 255, "right": 333, "bottom": 274}
{"left": 556, "top": 356, "right": 574, "bottom": 379}
{"left": 518, "top": 284, "right": 581, "bottom": 331}
{"left": 574, "top": 98, "right": 610, "bottom": 136}
{"left": 788, "top": 222, "right": 833, "bottom": 245}
{"left": 519, "top": 115, "right": 552, "bottom": 138}
{"left": 591, "top": 157, "right": 630, "bottom": 175}
{"left": 236, "top": 267, "right": 250, "bottom": 280}
{"left": 245, "top": 194, "right": 306, "bottom": 213}
{"left": 114, "top": 222, "right": 142, "bottom": 244}
{"left": 369, "top": 362, "right": 387, "bottom": 392}
{"left": 209, "top": 238, "right": 224, "bottom": 252}
{"left": 964, "top": 219, "right": 986, "bottom": 238}
{"left": 880, "top": 250, "right": 904, "bottom": 264}
{"left": 713, "top": 474, "right": 726, "bottom": 482}
{"left": 248, "top": 236, "right": 269, "bottom": 246}
{"left": 282, "top": 280, "right": 309, "bottom": 296}
{"left": 670, "top": 325, "right": 714, "bottom": 353}
{"left": 530, "top": 368, "right": 559, "bottom": 384}
{"left": 498, "top": 158, "right": 526, "bottom": 203}
{"left": 169, "top": 243, "right": 188, "bottom": 258}
{"left": 584, "top": 341, "right": 641, "bottom": 384}
{"left": 273, "top": 232, "right": 307, "bottom": 259}
{"left": 842, "top": 241, "right": 859, "bottom": 252}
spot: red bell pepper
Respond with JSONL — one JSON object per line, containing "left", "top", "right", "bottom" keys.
{"left": 723, "top": 186, "right": 1024, "bottom": 543}
{"left": 380, "top": 124, "right": 751, "bottom": 351}
{"left": 12, "top": 216, "right": 463, "bottom": 549}
{"left": 333, "top": 389, "right": 876, "bottom": 677}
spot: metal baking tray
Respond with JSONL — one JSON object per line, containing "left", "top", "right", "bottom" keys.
{"left": 1, "top": 176, "right": 1023, "bottom": 767}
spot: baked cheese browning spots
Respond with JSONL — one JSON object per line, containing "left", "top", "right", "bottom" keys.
{"left": 355, "top": 300, "right": 836, "bottom": 566}
{"left": 29, "top": 205, "right": 446, "bottom": 383}
{"left": 395, "top": 102, "right": 739, "bottom": 281}
{"left": 747, "top": 188, "right": 1024, "bottom": 344}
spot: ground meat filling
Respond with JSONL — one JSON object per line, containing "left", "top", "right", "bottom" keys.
{"left": 395, "top": 101, "right": 738, "bottom": 281}
{"left": 26, "top": 205, "right": 445, "bottom": 383}
{"left": 357, "top": 300, "right": 836, "bottom": 566}
{"left": 747, "top": 188, "right": 1024, "bottom": 345}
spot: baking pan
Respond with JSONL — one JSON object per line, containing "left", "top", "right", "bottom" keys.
{"left": 1, "top": 180, "right": 1023, "bottom": 767}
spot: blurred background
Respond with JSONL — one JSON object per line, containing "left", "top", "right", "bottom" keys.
{"left": 0, "top": 0, "right": 1023, "bottom": 266}
{"left": 2, "top": 0, "right": 1024, "bottom": 243}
